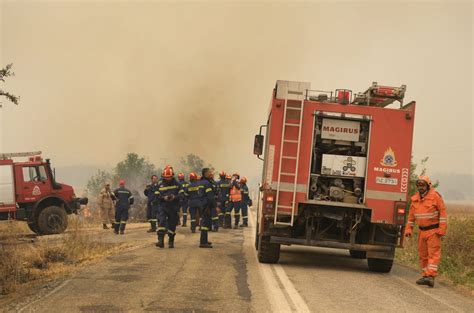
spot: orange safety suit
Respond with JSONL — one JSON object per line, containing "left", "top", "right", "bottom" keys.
{"left": 405, "top": 189, "right": 447, "bottom": 277}
{"left": 229, "top": 185, "right": 242, "bottom": 202}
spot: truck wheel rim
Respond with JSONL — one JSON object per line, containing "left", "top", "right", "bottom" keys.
{"left": 47, "top": 214, "right": 63, "bottom": 230}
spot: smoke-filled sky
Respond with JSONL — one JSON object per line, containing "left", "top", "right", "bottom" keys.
{"left": 0, "top": 1, "right": 473, "bottom": 183}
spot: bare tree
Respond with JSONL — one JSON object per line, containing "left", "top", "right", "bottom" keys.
{"left": 0, "top": 64, "right": 19, "bottom": 107}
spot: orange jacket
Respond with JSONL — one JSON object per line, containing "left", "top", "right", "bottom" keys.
{"left": 229, "top": 185, "right": 242, "bottom": 202}
{"left": 406, "top": 189, "right": 447, "bottom": 235}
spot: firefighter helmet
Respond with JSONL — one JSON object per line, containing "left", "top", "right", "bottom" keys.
{"left": 417, "top": 175, "right": 432, "bottom": 186}
{"left": 119, "top": 179, "right": 125, "bottom": 186}
{"left": 240, "top": 177, "right": 247, "bottom": 184}
{"left": 232, "top": 172, "right": 240, "bottom": 179}
{"left": 219, "top": 171, "right": 226, "bottom": 178}
{"left": 178, "top": 173, "right": 185, "bottom": 180}
{"left": 189, "top": 172, "right": 198, "bottom": 181}
{"left": 162, "top": 167, "right": 174, "bottom": 178}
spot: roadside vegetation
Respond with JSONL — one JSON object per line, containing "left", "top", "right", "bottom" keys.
{"left": 0, "top": 217, "right": 126, "bottom": 296}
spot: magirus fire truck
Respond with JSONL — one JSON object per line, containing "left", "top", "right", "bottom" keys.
{"left": 0, "top": 152, "right": 88, "bottom": 234}
{"left": 253, "top": 81, "right": 415, "bottom": 272}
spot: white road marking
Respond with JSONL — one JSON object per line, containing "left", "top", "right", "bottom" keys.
{"left": 248, "top": 207, "right": 311, "bottom": 313}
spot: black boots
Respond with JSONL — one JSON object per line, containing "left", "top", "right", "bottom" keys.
{"left": 156, "top": 233, "right": 165, "bottom": 248}
{"left": 199, "top": 230, "right": 212, "bottom": 248}
{"left": 147, "top": 221, "right": 157, "bottom": 232}
{"left": 224, "top": 214, "right": 232, "bottom": 229}
{"left": 416, "top": 277, "right": 435, "bottom": 287}
{"left": 191, "top": 221, "right": 196, "bottom": 233}
{"left": 168, "top": 234, "right": 175, "bottom": 249}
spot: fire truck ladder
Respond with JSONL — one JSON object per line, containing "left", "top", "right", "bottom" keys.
{"left": 274, "top": 96, "right": 304, "bottom": 226}
{"left": 0, "top": 151, "right": 42, "bottom": 160}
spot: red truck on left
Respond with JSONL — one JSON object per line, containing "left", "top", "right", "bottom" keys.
{"left": 0, "top": 152, "right": 88, "bottom": 235}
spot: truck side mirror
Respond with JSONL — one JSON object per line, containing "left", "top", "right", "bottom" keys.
{"left": 253, "top": 135, "right": 264, "bottom": 156}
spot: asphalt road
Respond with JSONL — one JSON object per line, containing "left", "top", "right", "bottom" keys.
{"left": 4, "top": 209, "right": 474, "bottom": 313}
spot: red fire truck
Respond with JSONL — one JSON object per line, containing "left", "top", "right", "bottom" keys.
{"left": 0, "top": 152, "right": 88, "bottom": 234}
{"left": 253, "top": 81, "right": 415, "bottom": 272}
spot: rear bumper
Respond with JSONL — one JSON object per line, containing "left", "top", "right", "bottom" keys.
{"left": 270, "top": 236, "right": 394, "bottom": 252}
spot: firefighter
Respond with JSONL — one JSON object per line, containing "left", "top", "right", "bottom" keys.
{"left": 404, "top": 175, "right": 447, "bottom": 288}
{"left": 144, "top": 175, "right": 159, "bottom": 232}
{"left": 113, "top": 180, "right": 134, "bottom": 235}
{"left": 227, "top": 173, "right": 242, "bottom": 229}
{"left": 178, "top": 173, "right": 189, "bottom": 227}
{"left": 98, "top": 183, "right": 115, "bottom": 229}
{"left": 199, "top": 168, "right": 216, "bottom": 248}
{"left": 216, "top": 171, "right": 231, "bottom": 228}
{"left": 239, "top": 177, "right": 252, "bottom": 227}
{"left": 185, "top": 172, "right": 203, "bottom": 233}
{"left": 155, "top": 167, "right": 183, "bottom": 248}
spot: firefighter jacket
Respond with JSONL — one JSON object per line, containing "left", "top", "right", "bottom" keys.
{"left": 99, "top": 188, "right": 114, "bottom": 209}
{"left": 229, "top": 181, "right": 242, "bottom": 202}
{"left": 154, "top": 178, "right": 184, "bottom": 209}
{"left": 241, "top": 184, "right": 251, "bottom": 205}
{"left": 217, "top": 178, "right": 231, "bottom": 202}
{"left": 185, "top": 180, "right": 204, "bottom": 208}
{"left": 201, "top": 178, "right": 217, "bottom": 209}
{"left": 178, "top": 179, "right": 189, "bottom": 206}
{"left": 113, "top": 187, "right": 134, "bottom": 209}
{"left": 144, "top": 183, "right": 159, "bottom": 204}
{"left": 406, "top": 189, "right": 447, "bottom": 235}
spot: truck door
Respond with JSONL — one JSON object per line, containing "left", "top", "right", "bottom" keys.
{"left": 0, "top": 163, "right": 16, "bottom": 215}
{"left": 17, "top": 165, "right": 52, "bottom": 203}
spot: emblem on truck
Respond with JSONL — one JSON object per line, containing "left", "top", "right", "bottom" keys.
{"left": 32, "top": 186, "right": 42, "bottom": 196}
{"left": 380, "top": 147, "right": 398, "bottom": 167}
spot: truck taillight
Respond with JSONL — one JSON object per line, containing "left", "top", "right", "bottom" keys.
{"left": 394, "top": 201, "right": 407, "bottom": 225}
{"left": 263, "top": 191, "right": 276, "bottom": 214}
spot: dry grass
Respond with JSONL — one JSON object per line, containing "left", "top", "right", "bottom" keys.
{"left": 396, "top": 215, "right": 474, "bottom": 293}
{"left": 0, "top": 217, "right": 126, "bottom": 295}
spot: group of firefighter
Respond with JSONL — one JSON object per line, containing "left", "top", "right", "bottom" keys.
{"left": 98, "top": 171, "right": 448, "bottom": 287}
{"left": 98, "top": 167, "right": 252, "bottom": 249}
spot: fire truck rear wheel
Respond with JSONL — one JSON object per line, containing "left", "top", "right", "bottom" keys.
{"left": 367, "top": 258, "right": 393, "bottom": 273}
{"left": 27, "top": 222, "right": 40, "bottom": 234}
{"left": 349, "top": 250, "right": 367, "bottom": 259}
{"left": 37, "top": 206, "right": 68, "bottom": 235}
{"left": 257, "top": 236, "right": 280, "bottom": 263}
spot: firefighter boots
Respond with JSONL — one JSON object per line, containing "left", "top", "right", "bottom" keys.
{"left": 156, "top": 233, "right": 165, "bottom": 248}
{"left": 416, "top": 277, "right": 435, "bottom": 287}
{"left": 168, "top": 234, "right": 175, "bottom": 249}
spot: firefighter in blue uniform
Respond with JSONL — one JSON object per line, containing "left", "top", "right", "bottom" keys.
{"left": 144, "top": 175, "right": 159, "bottom": 232}
{"left": 113, "top": 180, "right": 134, "bottom": 235}
{"left": 239, "top": 177, "right": 252, "bottom": 227}
{"left": 184, "top": 172, "right": 203, "bottom": 233}
{"left": 178, "top": 173, "right": 189, "bottom": 227}
{"left": 200, "top": 168, "right": 216, "bottom": 248}
{"left": 227, "top": 173, "right": 242, "bottom": 229}
{"left": 155, "top": 167, "right": 183, "bottom": 248}
{"left": 216, "top": 171, "right": 231, "bottom": 228}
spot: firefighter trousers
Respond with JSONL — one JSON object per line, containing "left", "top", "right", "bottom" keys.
{"left": 114, "top": 207, "right": 129, "bottom": 233}
{"left": 211, "top": 206, "right": 219, "bottom": 230}
{"left": 189, "top": 206, "right": 200, "bottom": 232}
{"left": 199, "top": 206, "right": 212, "bottom": 244}
{"left": 157, "top": 204, "right": 179, "bottom": 238}
{"left": 240, "top": 203, "right": 248, "bottom": 226}
{"left": 418, "top": 228, "right": 442, "bottom": 277}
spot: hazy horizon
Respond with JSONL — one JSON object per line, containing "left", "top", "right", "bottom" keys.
{"left": 1, "top": 1, "right": 473, "bottom": 198}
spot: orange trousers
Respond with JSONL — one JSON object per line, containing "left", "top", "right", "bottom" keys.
{"left": 417, "top": 228, "right": 441, "bottom": 277}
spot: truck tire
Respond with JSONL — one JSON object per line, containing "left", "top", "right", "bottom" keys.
{"left": 349, "top": 250, "right": 367, "bottom": 259}
{"left": 27, "top": 222, "right": 40, "bottom": 234}
{"left": 367, "top": 258, "right": 393, "bottom": 273}
{"left": 37, "top": 206, "right": 68, "bottom": 235}
{"left": 257, "top": 236, "right": 280, "bottom": 263}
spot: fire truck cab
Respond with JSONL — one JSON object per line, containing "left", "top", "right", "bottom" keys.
{"left": 0, "top": 152, "right": 88, "bottom": 234}
{"left": 254, "top": 81, "right": 415, "bottom": 273}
